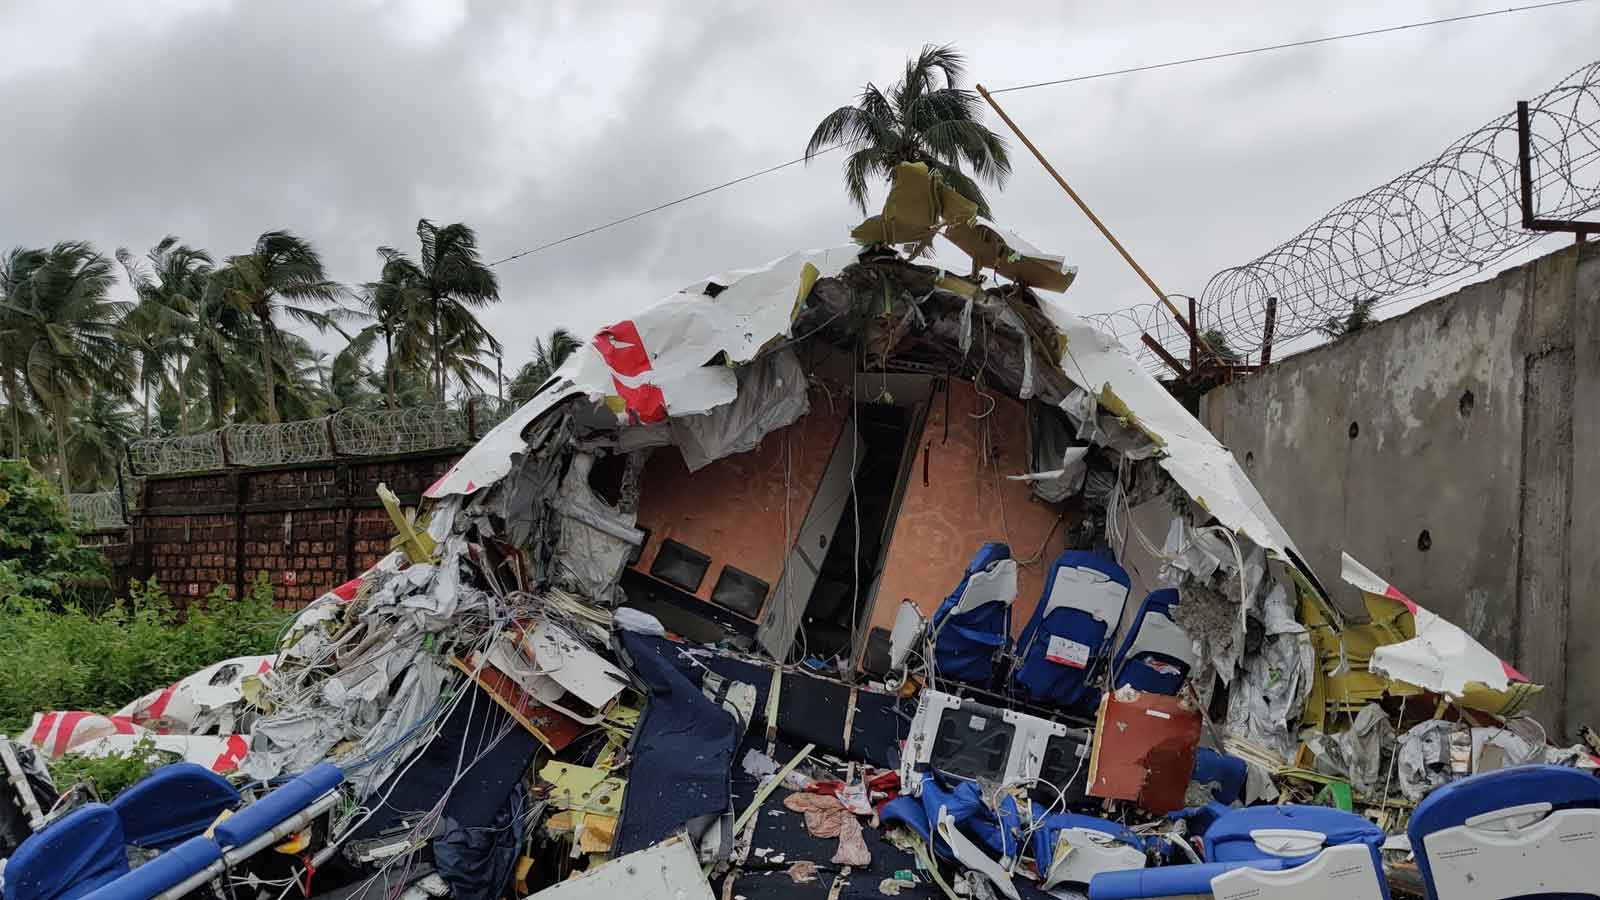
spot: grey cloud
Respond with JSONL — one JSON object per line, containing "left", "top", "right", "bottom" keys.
{"left": 1, "top": 0, "right": 1597, "bottom": 374}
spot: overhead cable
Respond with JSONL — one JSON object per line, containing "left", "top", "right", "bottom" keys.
{"left": 486, "top": 0, "right": 1595, "bottom": 267}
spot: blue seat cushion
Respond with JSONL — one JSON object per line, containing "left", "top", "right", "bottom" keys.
{"left": 931, "top": 543, "right": 1013, "bottom": 686}
{"left": 1012, "top": 550, "right": 1130, "bottom": 709}
{"left": 78, "top": 836, "right": 221, "bottom": 900}
{"left": 879, "top": 772, "right": 1023, "bottom": 861}
{"left": 1205, "top": 804, "right": 1384, "bottom": 862}
{"left": 1088, "top": 859, "right": 1295, "bottom": 900}
{"left": 111, "top": 762, "right": 240, "bottom": 850}
{"left": 4, "top": 803, "right": 130, "bottom": 900}
{"left": 1112, "top": 589, "right": 1190, "bottom": 695}
{"left": 1191, "top": 748, "right": 1247, "bottom": 807}
{"left": 212, "top": 762, "right": 343, "bottom": 849}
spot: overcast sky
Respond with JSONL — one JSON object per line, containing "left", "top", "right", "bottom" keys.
{"left": 2, "top": 0, "right": 1597, "bottom": 378}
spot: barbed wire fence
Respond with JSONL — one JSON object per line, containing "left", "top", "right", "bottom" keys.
{"left": 69, "top": 395, "right": 520, "bottom": 529}
{"left": 1093, "top": 58, "right": 1600, "bottom": 372}
{"left": 68, "top": 490, "right": 127, "bottom": 531}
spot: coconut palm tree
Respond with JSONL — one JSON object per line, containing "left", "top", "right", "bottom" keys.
{"left": 510, "top": 328, "right": 583, "bottom": 401}
{"left": 217, "top": 231, "right": 342, "bottom": 423}
{"left": 118, "top": 237, "right": 213, "bottom": 435}
{"left": 805, "top": 44, "right": 1011, "bottom": 216}
{"left": 190, "top": 273, "right": 268, "bottom": 429}
{"left": 273, "top": 335, "right": 334, "bottom": 421}
{"left": 0, "top": 397, "right": 49, "bottom": 463}
{"left": 0, "top": 247, "right": 47, "bottom": 457}
{"left": 0, "top": 242, "right": 132, "bottom": 494}
{"left": 327, "top": 323, "right": 398, "bottom": 412}
{"left": 351, "top": 246, "right": 434, "bottom": 409}
{"left": 373, "top": 220, "right": 499, "bottom": 403}
{"left": 432, "top": 302, "right": 501, "bottom": 400}
{"left": 66, "top": 392, "right": 139, "bottom": 491}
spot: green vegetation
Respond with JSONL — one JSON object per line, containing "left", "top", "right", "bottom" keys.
{"left": 0, "top": 459, "right": 110, "bottom": 602}
{"left": 1319, "top": 296, "right": 1380, "bottom": 339}
{"left": 510, "top": 327, "right": 583, "bottom": 401}
{"left": 0, "top": 576, "right": 284, "bottom": 737}
{"left": 0, "top": 461, "right": 285, "bottom": 737}
{"left": 46, "top": 735, "right": 177, "bottom": 799}
{"left": 2, "top": 219, "right": 509, "bottom": 496}
{"left": 806, "top": 44, "right": 1012, "bottom": 217}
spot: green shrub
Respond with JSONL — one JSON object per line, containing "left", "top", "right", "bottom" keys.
{"left": 46, "top": 735, "right": 177, "bottom": 799}
{"left": 0, "top": 459, "right": 109, "bottom": 604}
{"left": 0, "top": 573, "right": 286, "bottom": 737}
{"left": 0, "top": 461, "right": 288, "bottom": 798}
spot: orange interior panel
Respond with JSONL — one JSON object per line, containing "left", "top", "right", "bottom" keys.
{"left": 869, "top": 379, "right": 1068, "bottom": 640}
{"left": 632, "top": 390, "right": 848, "bottom": 617}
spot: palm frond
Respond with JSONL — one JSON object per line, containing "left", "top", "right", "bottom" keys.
{"left": 896, "top": 44, "right": 967, "bottom": 109}
{"left": 926, "top": 160, "right": 993, "bottom": 218}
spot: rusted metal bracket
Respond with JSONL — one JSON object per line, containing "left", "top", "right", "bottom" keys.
{"left": 1519, "top": 101, "right": 1599, "bottom": 243}
{"left": 1140, "top": 333, "right": 1189, "bottom": 377}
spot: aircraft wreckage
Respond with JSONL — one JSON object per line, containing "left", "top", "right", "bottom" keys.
{"left": 4, "top": 165, "right": 1597, "bottom": 900}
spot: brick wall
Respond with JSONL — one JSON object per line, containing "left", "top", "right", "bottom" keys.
{"left": 131, "top": 452, "right": 459, "bottom": 609}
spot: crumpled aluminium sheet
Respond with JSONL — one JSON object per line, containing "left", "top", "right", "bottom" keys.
{"left": 426, "top": 246, "right": 858, "bottom": 500}
{"left": 668, "top": 347, "right": 809, "bottom": 473}
{"left": 1165, "top": 518, "right": 1270, "bottom": 685}
{"left": 241, "top": 642, "right": 445, "bottom": 791}
{"left": 1040, "top": 313, "right": 1301, "bottom": 559}
{"left": 554, "top": 452, "right": 643, "bottom": 601}
{"left": 339, "top": 655, "right": 449, "bottom": 797}
{"left": 1398, "top": 720, "right": 1465, "bottom": 802}
{"left": 1057, "top": 388, "right": 1160, "bottom": 462}
{"left": 1341, "top": 553, "right": 1530, "bottom": 699}
{"left": 1020, "top": 399, "right": 1087, "bottom": 503}
{"left": 1223, "top": 616, "right": 1314, "bottom": 762}
{"left": 239, "top": 705, "right": 350, "bottom": 783}
{"left": 1159, "top": 513, "right": 1311, "bottom": 761}
{"left": 496, "top": 416, "right": 567, "bottom": 552}
{"left": 242, "top": 544, "right": 488, "bottom": 789}
{"left": 1306, "top": 703, "right": 1396, "bottom": 796}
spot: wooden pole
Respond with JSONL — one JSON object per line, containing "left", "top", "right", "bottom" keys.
{"left": 976, "top": 83, "right": 1214, "bottom": 358}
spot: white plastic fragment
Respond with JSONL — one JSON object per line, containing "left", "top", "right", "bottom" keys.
{"left": 526, "top": 835, "right": 715, "bottom": 900}
{"left": 613, "top": 607, "right": 666, "bottom": 637}
{"left": 936, "top": 805, "right": 1019, "bottom": 900}
{"left": 1342, "top": 553, "right": 1526, "bottom": 696}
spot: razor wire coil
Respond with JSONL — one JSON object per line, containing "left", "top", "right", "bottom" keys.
{"left": 68, "top": 491, "right": 125, "bottom": 530}
{"left": 1101, "top": 58, "right": 1600, "bottom": 371}
{"left": 125, "top": 396, "right": 513, "bottom": 477}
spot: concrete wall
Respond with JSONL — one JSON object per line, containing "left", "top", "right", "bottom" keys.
{"left": 1202, "top": 240, "right": 1600, "bottom": 739}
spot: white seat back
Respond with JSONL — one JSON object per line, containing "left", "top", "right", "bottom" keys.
{"left": 1123, "top": 610, "right": 1197, "bottom": 667}
{"left": 1042, "top": 565, "right": 1128, "bottom": 623}
{"left": 950, "top": 559, "right": 1019, "bottom": 616}
{"left": 1422, "top": 806, "right": 1600, "bottom": 899}
{"left": 1211, "top": 844, "right": 1383, "bottom": 900}
{"left": 888, "top": 600, "right": 925, "bottom": 671}
{"left": 1041, "top": 825, "right": 1146, "bottom": 889}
